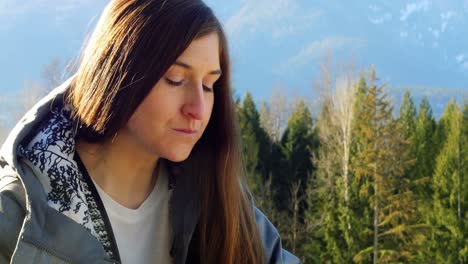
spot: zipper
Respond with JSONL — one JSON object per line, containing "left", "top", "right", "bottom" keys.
{"left": 22, "top": 237, "right": 72, "bottom": 263}
{"left": 24, "top": 237, "right": 120, "bottom": 264}
{"left": 74, "top": 151, "right": 122, "bottom": 263}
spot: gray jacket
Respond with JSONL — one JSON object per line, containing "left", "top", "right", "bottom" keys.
{"left": 0, "top": 78, "right": 301, "bottom": 264}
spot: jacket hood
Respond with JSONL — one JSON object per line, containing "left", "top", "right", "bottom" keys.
{"left": 0, "top": 77, "right": 114, "bottom": 262}
{"left": 16, "top": 102, "right": 120, "bottom": 260}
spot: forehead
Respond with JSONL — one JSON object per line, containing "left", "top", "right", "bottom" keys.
{"left": 174, "top": 33, "right": 221, "bottom": 70}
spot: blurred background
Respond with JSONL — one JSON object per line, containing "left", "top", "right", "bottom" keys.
{"left": 1, "top": 1, "right": 467, "bottom": 263}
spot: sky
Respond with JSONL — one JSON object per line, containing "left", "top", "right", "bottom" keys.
{"left": 1, "top": 0, "right": 467, "bottom": 115}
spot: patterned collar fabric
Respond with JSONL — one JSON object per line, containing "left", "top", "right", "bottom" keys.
{"left": 16, "top": 105, "right": 175, "bottom": 261}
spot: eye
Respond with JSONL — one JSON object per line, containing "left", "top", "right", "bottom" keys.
{"left": 166, "top": 76, "right": 214, "bottom": 93}
{"left": 203, "top": 78, "right": 219, "bottom": 93}
{"left": 203, "top": 84, "right": 213, "bottom": 93}
{"left": 165, "top": 77, "right": 184, "bottom": 86}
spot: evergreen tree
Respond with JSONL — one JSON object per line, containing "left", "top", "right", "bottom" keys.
{"left": 237, "top": 92, "right": 260, "bottom": 178}
{"left": 349, "top": 75, "right": 374, "bottom": 262}
{"left": 273, "top": 100, "right": 318, "bottom": 258}
{"left": 409, "top": 96, "right": 439, "bottom": 262}
{"left": 432, "top": 98, "right": 450, "bottom": 161}
{"left": 398, "top": 89, "right": 417, "bottom": 141}
{"left": 236, "top": 92, "right": 287, "bottom": 249}
{"left": 278, "top": 100, "right": 317, "bottom": 211}
{"left": 461, "top": 99, "right": 468, "bottom": 261}
{"left": 351, "top": 70, "right": 425, "bottom": 263}
{"left": 413, "top": 97, "right": 437, "bottom": 190}
{"left": 308, "top": 98, "right": 351, "bottom": 263}
{"left": 398, "top": 90, "right": 417, "bottom": 184}
{"left": 237, "top": 92, "right": 271, "bottom": 194}
{"left": 430, "top": 100, "right": 466, "bottom": 263}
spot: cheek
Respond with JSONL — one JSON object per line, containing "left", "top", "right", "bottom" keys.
{"left": 127, "top": 98, "right": 158, "bottom": 133}
{"left": 126, "top": 108, "right": 146, "bottom": 139}
{"left": 206, "top": 98, "right": 215, "bottom": 120}
{"left": 131, "top": 90, "right": 168, "bottom": 124}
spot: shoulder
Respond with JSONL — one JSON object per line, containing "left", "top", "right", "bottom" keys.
{"left": 242, "top": 185, "right": 301, "bottom": 263}
{"left": 253, "top": 207, "right": 302, "bottom": 264}
{"left": 0, "top": 163, "right": 26, "bottom": 260}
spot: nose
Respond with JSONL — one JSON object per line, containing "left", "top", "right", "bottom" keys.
{"left": 182, "top": 82, "right": 206, "bottom": 120}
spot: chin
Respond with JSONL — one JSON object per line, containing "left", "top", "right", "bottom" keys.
{"left": 162, "top": 149, "right": 193, "bottom": 162}
{"left": 166, "top": 155, "right": 190, "bottom": 162}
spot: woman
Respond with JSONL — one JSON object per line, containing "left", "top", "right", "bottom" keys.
{"left": 0, "top": 0, "right": 300, "bottom": 263}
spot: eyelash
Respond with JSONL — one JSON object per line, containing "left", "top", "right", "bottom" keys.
{"left": 165, "top": 78, "right": 213, "bottom": 93}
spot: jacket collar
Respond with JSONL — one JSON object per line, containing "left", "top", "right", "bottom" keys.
{"left": 1, "top": 77, "right": 112, "bottom": 262}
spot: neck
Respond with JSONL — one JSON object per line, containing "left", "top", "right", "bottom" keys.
{"left": 76, "top": 130, "right": 159, "bottom": 209}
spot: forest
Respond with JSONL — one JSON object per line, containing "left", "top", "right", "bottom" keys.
{"left": 237, "top": 66, "right": 467, "bottom": 263}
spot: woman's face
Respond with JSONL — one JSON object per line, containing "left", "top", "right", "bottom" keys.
{"left": 124, "top": 32, "right": 221, "bottom": 162}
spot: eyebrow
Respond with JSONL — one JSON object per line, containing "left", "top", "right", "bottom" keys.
{"left": 174, "top": 61, "right": 222, "bottom": 75}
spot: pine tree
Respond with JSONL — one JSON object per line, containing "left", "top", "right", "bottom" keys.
{"left": 398, "top": 90, "right": 417, "bottom": 183}
{"left": 404, "top": 96, "right": 438, "bottom": 262}
{"left": 349, "top": 75, "right": 374, "bottom": 262}
{"left": 398, "top": 89, "right": 417, "bottom": 141}
{"left": 237, "top": 92, "right": 260, "bottom": 178}
{"left": 237, "top": 92, "right": 288, "bottom": 251}
{"left": 461, "top": 99, "right": 468, "bottom": 261}
{"left": 237, "top": 92, "right": 271, "bottom": 195}
{"left": 275, "top": 100, "right": 318, "bottom": 258}
{"left": 308, "top": 98, "right": 349, "bottom": 263}
{"left": 430, "top": 99, "right": 465, "bottom": 263}
{"left": 413, "top": 97, "right": 437, "bottom": 191}
{"left": 278, "top": 100, "right": 317, "bottom": 209}
{"left": 351, "top": 71, "right": 384, "bottom": 263}
{"left": 351, "top": 70, "right": 426, "bottom": 263}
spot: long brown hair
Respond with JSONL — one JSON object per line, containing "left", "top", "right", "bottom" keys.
{"left": 65, "top": 0, "right": 264, "bottom": 263}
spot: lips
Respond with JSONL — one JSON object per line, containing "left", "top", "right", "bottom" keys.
{"left": 173, "top": 128, "right": 198, "bottom": 135}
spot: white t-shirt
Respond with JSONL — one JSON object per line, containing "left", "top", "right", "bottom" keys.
{"left": 92, "top": 162, "right": 173, "bottom": 264}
